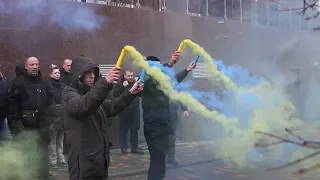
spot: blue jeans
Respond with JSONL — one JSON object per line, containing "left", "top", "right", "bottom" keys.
{"left": 0, "top": 118, "right": 12, "bottom": 141}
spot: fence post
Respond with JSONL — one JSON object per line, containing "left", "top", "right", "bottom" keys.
{"left": 137, "top": 0, "right": 140, "bottom": 8}
{"left": 163, "top": 0, "right": 166, "bottom": 11}
{"left": 206, "top": 0, "right": 209, "bottom": 16}
{"left": 240, "top": 0, "right": 243, "bottom": 22}
{"left": 185, "top": 0, "right": 189, "bottom": 14}
{"left": 224, "top": 0, "right": 227, "bottom": 19}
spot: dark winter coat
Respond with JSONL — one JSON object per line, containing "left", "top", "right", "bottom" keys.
{"left": 163, "top": 63, "right": 188, "bottom": 120}
{"left": 113, "top": 74, "right": 140, "bottom": 113}
{"left": 48, "top": 78, "right": 65, "bottom": 130}
{"left": 8, "top": 69, "right": 55, "bottom": 130}
{"left": 0, "top": 77, "right": 8, "bottom": 134}
{"left": 139, "top": 65, "right": 189, "bottom": 139}
{"left": 48, "top": 78, "right": 65, "bottom": 105}
{"left": 60, "top": 68, "right": 73, "bottom": 86}
{"left": 62, "top": 56, "right": 137, "bottom": 180}
{"left": 8, "top": 64, "right": 25, "bottom": 92}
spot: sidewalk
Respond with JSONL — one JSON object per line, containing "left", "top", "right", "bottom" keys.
{"left": 50, "top": 141, "right": 217, "bottom": 179}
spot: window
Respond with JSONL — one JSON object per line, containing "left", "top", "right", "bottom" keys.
{"left": 208, "top": 0, "right": 225, "bottom": 18}
{"left": 192, "top": 62, "right": 211, "bottom": 79}
{"left": 269, "top": 3, "right": 279, "bottom": 27}
{"left": 291, "top": 11, "right": 301, "bottom": 30}
{"left": 242, "top": 0, "right": 253, "bottom": 22}
{"left": 256, "top": 1, "right": 268, "bottom": 25}
{"left": 99, "top": 64, "right": 115, "bottom": 77}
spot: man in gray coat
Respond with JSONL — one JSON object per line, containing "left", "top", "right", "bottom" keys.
{"left": 62, "top": 56, "right": 143, "bottom": 180}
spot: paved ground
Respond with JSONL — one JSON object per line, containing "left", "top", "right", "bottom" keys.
{"left": 49, "top": 140, "right": 320, "bottom": 180}
{"left": 50, "top": 141, "right": 217, "bottom": 179}
{"left": 111, "top": 161, "right": 319, "bottom": 180}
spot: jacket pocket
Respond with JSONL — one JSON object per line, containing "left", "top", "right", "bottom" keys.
{"left": 79, "top": 147, "right": 105, "bottom": 178}
{"left": 21, "top": 111, "right": 38, "bottom": 128}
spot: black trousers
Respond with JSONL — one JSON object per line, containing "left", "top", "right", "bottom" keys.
{"left": 119, "top": 111, "right": 140, "bottom": 150}
{"left": 145, "top": 135, "right": 169, "bottom": 180}
{"left": 167, "top": 116, "right": 179, "bottom": 161}
{"left": 11, "top": 129, "right": 50, "bottom": 179}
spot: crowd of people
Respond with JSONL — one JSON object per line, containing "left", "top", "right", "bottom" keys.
{"left": 0, "top": 51, "right": 196, "bottom": 180}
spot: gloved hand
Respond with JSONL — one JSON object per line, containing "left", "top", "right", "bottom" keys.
{"left": 11, "top": 120, "right": 24, "bottom": 133}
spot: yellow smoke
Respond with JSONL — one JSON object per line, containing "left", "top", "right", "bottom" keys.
{"left": 123, "top": 46, "right": 238, "bottom": 125}
{"left": 181, "top": 39, "right": 237, "bottom": 91}
{"left": 0, "top": 131, "right": 44, "bottom": 180}
{"left": 181, "top": 40, "right": 303, "bottom": 166}
{"left": 123, "top": 44, "right": 302, "bottom": 167}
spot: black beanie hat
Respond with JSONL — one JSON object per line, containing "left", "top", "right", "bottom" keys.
{"left": 146, "top": 56, "right": 160, "bottom": 62}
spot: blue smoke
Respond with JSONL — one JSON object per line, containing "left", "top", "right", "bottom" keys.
{"left": 0, "top": 0, "right": 106, "bottom": 31}
{"left": 147, "top": 60, "right": 263, "bottom": 130}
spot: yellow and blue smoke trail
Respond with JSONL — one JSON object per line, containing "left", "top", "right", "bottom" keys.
{"left": 122, "top": 44, "right": 303, "bottom": 168}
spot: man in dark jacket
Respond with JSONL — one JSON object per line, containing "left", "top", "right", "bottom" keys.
{"left": 113, "top": 69, "right": 144, "bottom": 155}
{"left": 8, "top": 56, "right": 56, "bottom": 179}
{"left": 62, "top": 56, "right": 143, "bottom": 180}
{"left": 140, "top": 52, "right": 193, "bottom": 180}
{"left": 60, "top": 58, "right": 73, "bottom": 86}
{"left": 0, "top": 71, "right": 10, "bottom": 141}
{"left": 8, "top": 64, "right": 25, "bottom": 92}
{"left": 163, "top": 51, "right": 195, "bottom": 167}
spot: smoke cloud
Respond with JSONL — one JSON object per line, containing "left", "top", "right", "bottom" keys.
{"left": 136, "top": 42, "right": 305, "bottom": 168}
{"left": 0, "top": 131, "right": 46, "bottom": 180}
{"left": 0, "top": 0, "right": 106, "bottom": 31}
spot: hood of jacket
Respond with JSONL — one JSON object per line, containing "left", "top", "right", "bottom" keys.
{"left": 70, "top": 56, "right": 99, "bottom": 90}
{"left": 15, "top": 64, "right": 25, "bottom": 77}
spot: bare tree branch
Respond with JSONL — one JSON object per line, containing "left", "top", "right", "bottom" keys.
{"left": 254, "top": 129, "right": 320, "bottom": 175}
{"left": 266, "top": 150, "right": 320, "bottom": 171}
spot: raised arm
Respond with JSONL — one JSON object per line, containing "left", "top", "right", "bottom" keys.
{"left": 102, "top": 90, "right": 136, "bottom": 117}
{"left": 62, "top": 79, "right": 113, "bottom": 118}
{"left": 175, "top": 69, "right": 189, "bottom": 83}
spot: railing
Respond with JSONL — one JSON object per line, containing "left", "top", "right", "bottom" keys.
{"left": 85, "top": 0, "right": 320, "bottom": 31}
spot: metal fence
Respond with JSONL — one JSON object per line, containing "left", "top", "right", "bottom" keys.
{"left": 87, "top": 0, "right": 320, "bottom": 31}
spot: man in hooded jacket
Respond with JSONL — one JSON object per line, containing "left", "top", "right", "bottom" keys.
{"left": 62, "top": 56, "right": 143, "bottom": 180}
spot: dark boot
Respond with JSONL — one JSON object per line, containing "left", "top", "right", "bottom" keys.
{"left": 131, "top": 147, "right": 144, "bottom": 155}
{"left": 121, "top": 148, "right": 129, "bottom": 154}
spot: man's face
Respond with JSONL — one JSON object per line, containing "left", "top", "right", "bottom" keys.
{"left": 50, "top": 69, "right": 60, "bottom": 80}
{"left": 124, "top": 71, "right": 134, "bottom": 82}
{"left": 25, "top": 57, "right": 39, "bottom": 76}
{"left": 83, "top": 71, "right": 95, "bottom": 87}
{"left": 63, "top": 59, "right": 72, "bottom": 73}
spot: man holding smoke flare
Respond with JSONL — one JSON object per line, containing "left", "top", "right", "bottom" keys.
{"left": 139, "top": 51, "right": 195, "bottom": 180}
{"left": 62, "top": 56, "right": 143, "bottom": 180}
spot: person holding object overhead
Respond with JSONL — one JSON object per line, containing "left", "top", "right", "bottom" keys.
{"left": 139, "top": 51, "right": 194, "bottom": 180}
{"left": 163, "top": 51, "right": 196, "bottom": 167}
{"left": 62, "top": 56, "right": 143, "bottom": 180}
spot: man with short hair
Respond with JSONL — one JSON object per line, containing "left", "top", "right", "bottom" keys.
{"left": 113, "top": 70, "right": 144, "bottom": 155}
{"left": 60, "top": 59, "right": 73, "bottom": 86}
{"left": 8, "top": 56, "right": 56, "bottom": 179}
